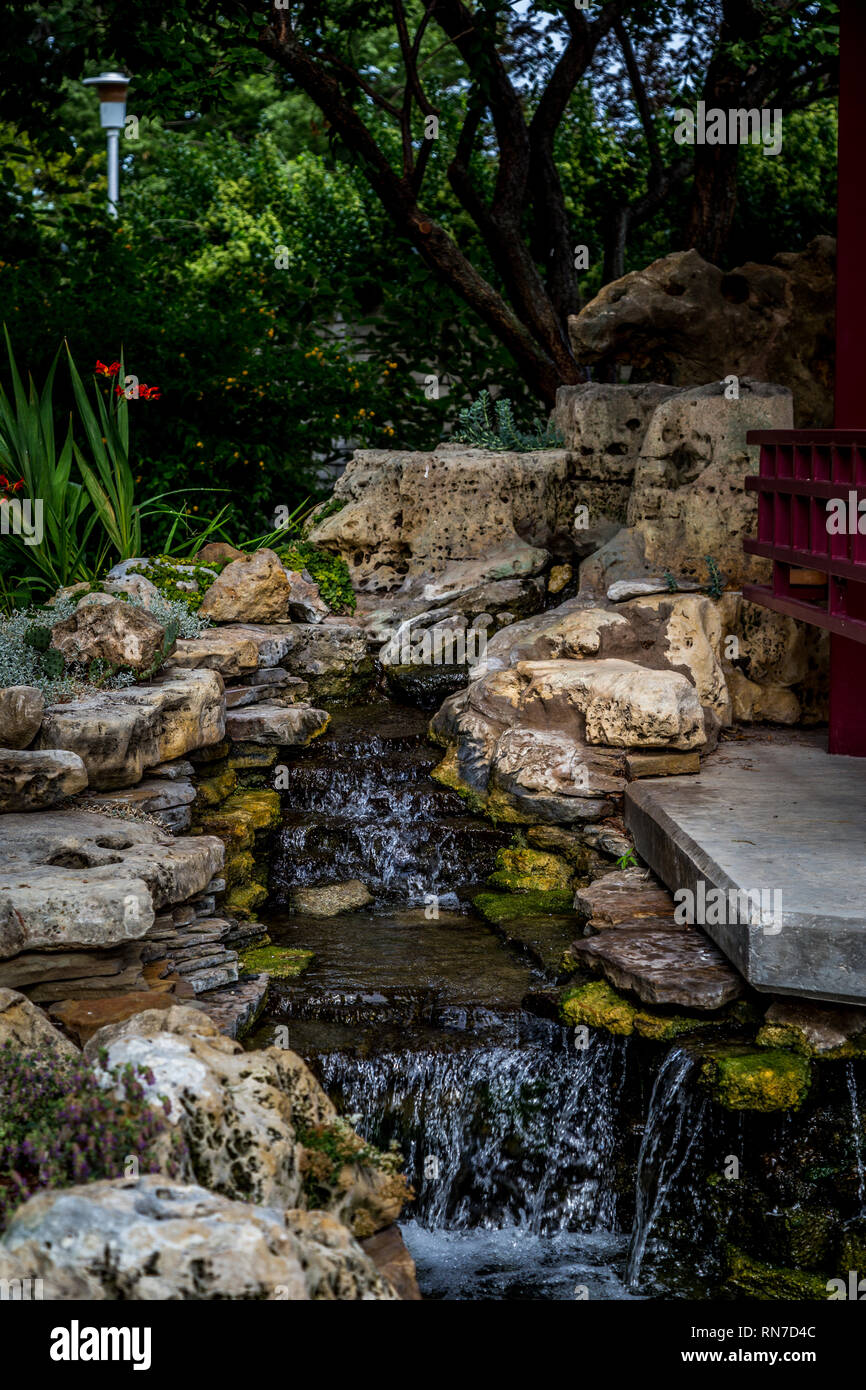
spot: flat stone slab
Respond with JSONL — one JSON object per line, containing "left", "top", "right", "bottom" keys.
{"left": 626, "top": 733, "right": 866, "bottom": 1005}
{"left": 224, "top": 703, "right": 329, "bottom": 746}
{"left": 198, "top": 972, "right": 269, "bottom": 1037}
{"left": 569, "top": 921, "right": 744, "bottom": 1010}
{"left": 575, "top": 867, "right": 676, "bottom": 929}
{"left": 0, "top": 748, "right": 88, "bottom": 811}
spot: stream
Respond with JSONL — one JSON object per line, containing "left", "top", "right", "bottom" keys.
{"left": 247, "top": 700, "right": 863, "bottom": 1301}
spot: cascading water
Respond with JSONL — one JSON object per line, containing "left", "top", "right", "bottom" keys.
{"left": 255, "top": 701, "right": 713, "bottom": 1298}
{"left": 845, "top": 1061, "right": 866, "bottom": 1210}
{"left": 626, "top": 1046, "right": 709, "bottom": 1290}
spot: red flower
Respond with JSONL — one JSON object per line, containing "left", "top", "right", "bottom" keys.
{"left": 95, "top": 359, "right": 121, "bottom": 377}
{"left": 0, "top": 474, "right": 25, "bottom": 499}
{"left": 140, "top": 384, "right": 161, "bottom": 401}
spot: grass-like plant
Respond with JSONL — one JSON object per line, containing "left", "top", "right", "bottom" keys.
{"left": 451, "top": 391, "right": 564, "bottom": 452}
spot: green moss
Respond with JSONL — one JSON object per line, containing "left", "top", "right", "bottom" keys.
{"left": 488, "top": 846, "right": 573, "bottom": 893}
{"left": 561, "top": 980, "right": 636, "bottom": 1035}
{"left": 276, "top": 541, "right": 356, "bottom": 614}
{"left": 633, "top": 1009, "right": 724, "bottom": 1042}
{"left": 222, "top": 788, "right": 281, "bottom": 831}
{"left": 239, "top": 943, "right": 314, "bottom": 979}
{"left": 723, "top": 1246, "right": 831, "bottom": 1301}
{"left": 701, "top": 1046, "right": 811, "bottom": 1112}
{"left": 128, "top": 556, "right": 223, "bottom": 613}
{"left": 474, "top": 889, "right": 575, "bottom": 925}
{"left": 225, "top": 850, "right": 255, "bottom": 887}
{"left": 225, "top": 881, "right": 269, "bottom": 919}
{"left": 195, "top": 767, "right": 238, "bottom": 808}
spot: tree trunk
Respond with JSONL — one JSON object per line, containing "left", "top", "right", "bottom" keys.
{"left": 686, "top": 143, "right": 740, "bottom": 264}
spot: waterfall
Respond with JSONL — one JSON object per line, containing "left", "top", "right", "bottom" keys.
{"left": 319, "top": 1025, "right": 627, "bottom": 1234}
{"left": 626, "top": 1045, "right": 708, "bottom": 1290}
{"left": 845, "top": 1061, "right": 866, "bottom": 1209}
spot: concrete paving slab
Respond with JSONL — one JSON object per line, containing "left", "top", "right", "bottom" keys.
{"left": 625, "top": 733, "right": 866, "bottom": 1006}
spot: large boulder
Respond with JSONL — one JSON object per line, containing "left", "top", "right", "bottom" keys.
{"left": 199, "top": 549, "right": 291, "bottom": 623}
{"left": 0, "top": 686, "right": 44, "bottom": 749}
{"left": 552, "top": 381, "right": 681, "bottom": 530}
{"left": 38, "top": 669, "right": 224, "bottom": 790}
{"left": 307, "top": 445, "right": 573, "bottom": 592}
{"left": 49, "top": 599, "right": 173, "bottom": 673}
{"left": 0, "top": 1177, "right": 398, "bottom": 1300}
{"left": 625, "top": 379, "right": 793, "bottom": 589}
{"left": 431, "top": 657, "right": 705, "bottom": 823}
{"left": 0, "top": 748, "right": 88, "bottom": 812}
{"left": 83, "top": 1006, "right": 408, "bottom": 1234}
{"left": 567, "top": 238, "right": 835, "bottom": 427}
{"left": 224, "top": 703, "right": 329, "bottom": 746}
{"left": 0, "top": 811, "right": 223, "bottom": 983}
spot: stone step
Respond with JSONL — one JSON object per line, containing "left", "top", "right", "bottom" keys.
{"left": 567, "top": 921, "right": 744, "bottom": 1011}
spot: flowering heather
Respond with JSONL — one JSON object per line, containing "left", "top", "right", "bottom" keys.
{"left": 0, "top": 1042, "right": 189, "bottom": 1233}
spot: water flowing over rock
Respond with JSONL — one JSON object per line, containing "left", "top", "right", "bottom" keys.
{"left": 0, "top": 1177, "right": 398, "bottom": 1300}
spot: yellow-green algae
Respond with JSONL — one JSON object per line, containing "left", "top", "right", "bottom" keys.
{"left": 723, "top": 1246, "right": 830, "bottom": 1300}
{"left": 487, "top": 846, "right": 573, "bottom": 893}
{"left": 560, "top": 979, "right": 724, "bottom": 1041}
{"left": 701, "top": 1046, "right": 811, "bottom": 1112}
{"left": 239, "top": 943, "right": 314, "bottom": 979}
{"left": 474, "top": 889, "right": 575, "bottom": 924}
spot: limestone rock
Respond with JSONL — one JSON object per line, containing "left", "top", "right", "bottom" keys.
{"left": 575, "top": 867, "right": 676, "bottom": 929}
{"left": 0, "top": 1176, "right": 398, "bottom": 1300}
{"left": 38, "top": 669, "right": 224, "bottom": 790}
{"left": 0, "top": 986, "right": 79, "bottom": 1057}
{"left": 625, "top": 380, "right": 793, "bottom": 589}
{"left": 282, "top": 624, "right": 374, "bottom": 700}
{"left": 307, "top": 446, "right": 574, "bottom": 592}
{"left": 199, "top": 548, "right": 290, "bottom": 623}
{"left": 285, "top": 570, "right": 330, "bottom": 622}
{"left": 164, "top": 629, "right": 262, "bottom": 677}
{"left": 567, "top": 238, "right": 835, "bottom": 428}
{"left": 0, "top": 748, "right": 88, "bottom": 811}
{"left": 553, "top": 381, "right": 681, "bottom": 527}
{"left": 757, "top": 1000, "right": 866, "bottom": 1057}
{"left": 0, "top": 810, "right": 223, "bottom": 961}
{"left": 194, "top": 541, "right": 245, "bottom": 564}
{"left": 224, "top": 703, "right": 329, "bottom": 746}
{"left": 83, "top": 1006, "right": 408, "bottom": 1233}
{"left": 569, "top": 920, "right": 744, "bottom": 1009}
{"left": 0, "top": 686, "right": 44, "bottom": 749}
{"left": 50, "top": 599, "right": 173, "bottom": 673}
{"left": 291, "top": 881, "right": 374, "bottom": 917}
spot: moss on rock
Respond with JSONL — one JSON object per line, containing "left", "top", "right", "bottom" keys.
{"left": 222, "top": 788, "right": 281, "bottom": 832}
{"left": 474, "top": 889, "right": 575, "bottom": 925}
{"left": 723, "top": 1246, "right": 830, "bottom": 1300}
{"left": 701, "top": 1046, "right": 811, "bottom": 1112}
{"left": 195, "top": 767, "right": 238, "bottom": 808}
{"left": 239, "top": 943, "right": 314, "bottom": 979}
{"left": 488, "top": 846, "right": 573, "bottom": 893}
{"left": 561, "top": 980, "right": 636, "bottom": 1035}
{"left": 225, "top": 881, "right": 269, "bottom": 919}
{"left": 276, "top": 541, "right": 356, "bottom": 614}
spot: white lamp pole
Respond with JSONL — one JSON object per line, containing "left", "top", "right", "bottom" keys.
{"left": 83, "top": 71, "right": 131, "bottom": 217}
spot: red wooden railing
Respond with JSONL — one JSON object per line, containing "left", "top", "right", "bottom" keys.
{"left": 743, "top": 429, "right": 866, "bottom": 643}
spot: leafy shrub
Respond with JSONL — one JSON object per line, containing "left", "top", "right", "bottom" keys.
{"left": 277, "top": 541, "right": 356, "bottom": 613}
{"left": 451, "top": 392, "right": 564, "bottom": 452}
{"left": 0, "top": 1043, "right": 188, "bottom": 1233}
{"left": 296, "top": 1118, "right": 404, "bottom": 1205}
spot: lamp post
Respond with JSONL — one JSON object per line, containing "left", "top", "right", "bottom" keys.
{"left": 82, "top": 71, "right": 131, "bottom": 217}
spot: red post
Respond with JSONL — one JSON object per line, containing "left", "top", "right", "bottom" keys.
{"left": 829, "top": 0, "right": 866, "bottom": 753}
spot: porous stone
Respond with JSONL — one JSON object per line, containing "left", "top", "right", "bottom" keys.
{"left": 0, "top": 1176, "right": 398, "bottom": 1300}
{"left": 567, "top": 238, "right": 835, "bottom": 428}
